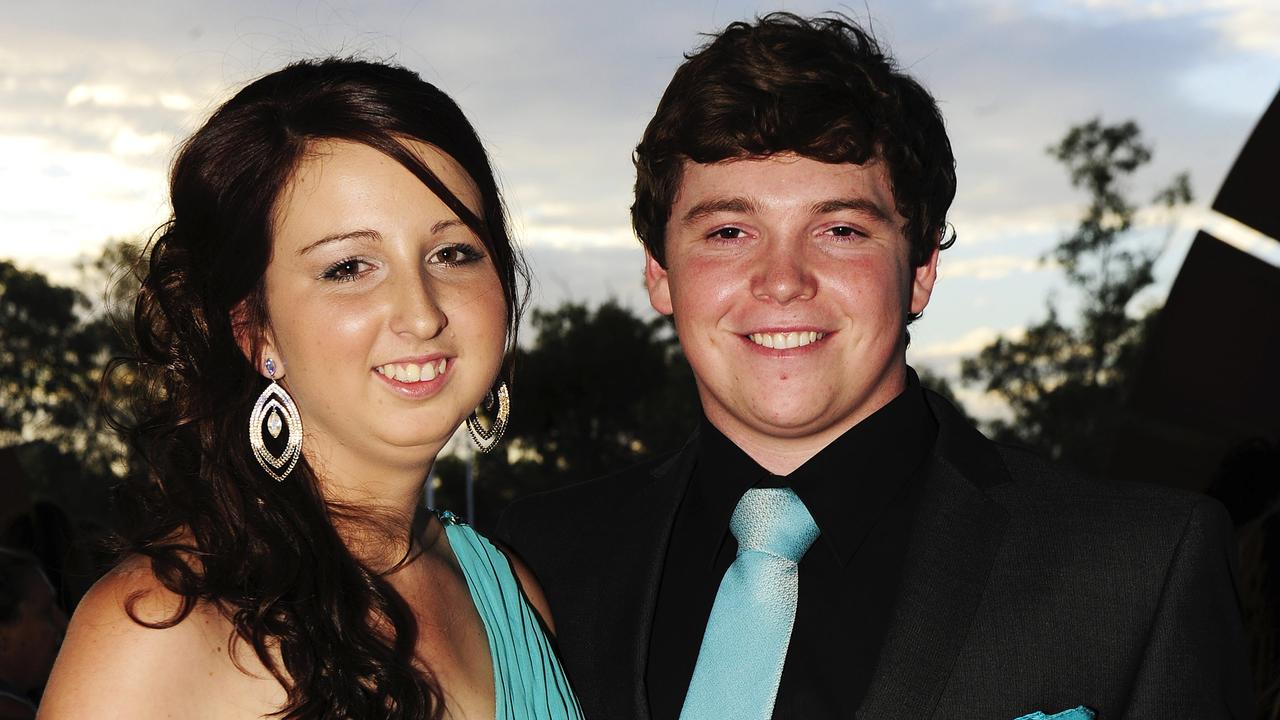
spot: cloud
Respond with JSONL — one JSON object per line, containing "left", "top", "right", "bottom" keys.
{"left": 0, "top": 0, "right": 1272, "bottom": 378}
{"left": 521, "top": 244, "right": 650, "bottom": 314}
{"left": 0, "top": 135, "right": 166, "bottom": 270}
{"left": 951, "top": 385, "right": 1016, "bottom": 423}
{"left": 1057, "top": 0, "right": 1280, "bottom": 56}
{"left": 109, "top": 127, "right": 172, "bottom": 156}
{"left": 912, "top": 325, "right": 1025, "bottom": 361}
{"left": 64, "top": 83, "right": 200, "bottom": 113}
{"left": 521, "top": 223, "right": 637, "bottom": 250}
{"left": 0, "top": 63, "right": 204, "bottom": 166}
{"left": 1215, "top": 2, "right": 1280, "bottom": 56}
{"left": 910, "top": 326, "right": 1023, "bottom": 422}
{"left": 948, "top": 204, "right": 1077, "bottom": 246}
{"left": 65, "top": 83, "right": 135, "bottom": 108}
{"left": 906, "top": 0, "right": 1270, "bottom": 248}
{"left": 939, "top": 255, "right": 1049, "bottom": 280}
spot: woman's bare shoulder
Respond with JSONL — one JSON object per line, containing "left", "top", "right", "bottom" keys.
{"left": 38, "top": 555, "right": 239, "bottom": 718}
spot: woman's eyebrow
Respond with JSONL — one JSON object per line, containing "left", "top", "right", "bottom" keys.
{"left": 432, "top": 219, "right": 464, "bottom": 235}
{"left": 296, "top": 219, "right": 465, "bottom": 256}
{"left": 297, "top": 228, "right": 381, "bottom": 256}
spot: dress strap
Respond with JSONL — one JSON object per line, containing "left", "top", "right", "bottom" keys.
{"left": 438, "top": 512, "right": 583, "bottom": 720}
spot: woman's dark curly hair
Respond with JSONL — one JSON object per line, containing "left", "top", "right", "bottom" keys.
{"left": 631, "top": 12, "right": 957, "bottom": 322}
{"left": 109, "top": 57, "right": 527, "bottom": 719}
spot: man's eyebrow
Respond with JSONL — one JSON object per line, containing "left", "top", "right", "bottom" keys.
{"left": 680, "top": 197, "right": 761, "bottom": 226}
{"left": 297, "top": 229, "right": 382, "bottom": 256}
{"left": 811, "top": 197, "right": 892, "bottom": 222}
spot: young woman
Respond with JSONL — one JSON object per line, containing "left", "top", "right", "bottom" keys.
{"left": 39, "top": 59, "right": 580, "bottom": 720}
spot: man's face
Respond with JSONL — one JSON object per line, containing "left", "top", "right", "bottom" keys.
{"left": 645, "top": 153, "right": 938, "bottom": 449}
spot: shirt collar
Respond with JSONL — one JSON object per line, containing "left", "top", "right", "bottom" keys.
{"left": 692, "top": 367, "right": 938, "bottom": 566}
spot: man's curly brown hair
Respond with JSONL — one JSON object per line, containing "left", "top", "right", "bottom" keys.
{"left": 632, "top": 12, "right": 958, "bottom": 324}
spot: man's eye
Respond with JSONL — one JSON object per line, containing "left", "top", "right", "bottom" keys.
{"left": 828, "top": 226, "right": 859, "bottom": 237}
{"left": 709, "top": 227, "right": 747, "bottom": 240}
{"left": 321, "top": 258, "right": 368, "bottom": 282}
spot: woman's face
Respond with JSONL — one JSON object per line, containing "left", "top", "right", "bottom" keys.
{"left": 258, "top": 139, "right": 507, "bottom": 477}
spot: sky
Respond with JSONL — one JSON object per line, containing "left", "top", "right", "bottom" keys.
{"left": 1, "top": 0, "right": 1277, "bottom": 417}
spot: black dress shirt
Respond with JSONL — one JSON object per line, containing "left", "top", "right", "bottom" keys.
{"left": 645, "top": 372, "right": 939, "bottom": 719}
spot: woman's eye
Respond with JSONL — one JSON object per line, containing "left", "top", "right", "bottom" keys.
{"left": 430, "top": 243, "right": 485, "bottom": 266}
{"left": 321, "top": 258, "right": 369, "bottom": 282}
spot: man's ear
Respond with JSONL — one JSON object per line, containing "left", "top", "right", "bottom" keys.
{"left": 644, "top": 249, "right": 673, "bottom": 316}
{"left": 909, "top": 243, "right": 941, "bottom": 316}
{"left": 230, "top": 300, "right": 279, "bottom": 378}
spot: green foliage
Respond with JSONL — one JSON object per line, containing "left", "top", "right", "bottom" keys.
{"left": 0, "top": 238, "right": 143, "bottom": 494}
{"left": 916, "top": 366, "right": 977, "bottom": 427}
{"left": 0, "top": 260, "right": 96, "bottom": 436}
{"left": 961, "top": 119, "right": 1190, "bottom": 475}
{"left": 508, "top": 300, "right": 697, "bottom": 474}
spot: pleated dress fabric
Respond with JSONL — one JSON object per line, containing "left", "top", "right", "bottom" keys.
{"left": 439, "top": 512, "right": 584, "bottom": 720}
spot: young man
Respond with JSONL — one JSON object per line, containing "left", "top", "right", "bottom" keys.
{"left": 498, "top": 13, "right": 1251, "bottom": 719}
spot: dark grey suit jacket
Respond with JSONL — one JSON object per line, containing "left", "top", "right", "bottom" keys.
{"left": 497, "top": 391, "right": 1253, "bottom": 719}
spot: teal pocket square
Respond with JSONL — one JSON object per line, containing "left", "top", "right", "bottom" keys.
{"left": 1014, "top": 707, "right": 1095, "bottom": 720}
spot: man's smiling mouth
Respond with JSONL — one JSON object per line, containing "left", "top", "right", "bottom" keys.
{"left": 745, "top": 331, "right": 826, "bottom": 349}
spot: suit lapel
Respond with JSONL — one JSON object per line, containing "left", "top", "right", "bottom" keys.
{"left": 857, "top": 393, "right": 1011, "bottom": 720}
{"left": 604, "top": 436, "right": 698, "bottom": 720}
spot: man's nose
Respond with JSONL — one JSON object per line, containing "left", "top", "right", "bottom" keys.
{"left": 750, "top": 239, "right": 817, "bottom": 304}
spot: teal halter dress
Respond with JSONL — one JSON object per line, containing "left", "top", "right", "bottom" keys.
{"left": 437, "top": 510, "right": 584, "bottom": 720}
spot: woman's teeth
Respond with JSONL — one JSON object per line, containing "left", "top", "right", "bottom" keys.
{"left": 375, "top": 358, "right": 448, "bottom": 382}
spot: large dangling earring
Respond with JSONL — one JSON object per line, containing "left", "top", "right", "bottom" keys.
{"left": 466, "top": 381, "right": 510, "bottom": 454}
{"left": 249, "top": 358, "right": 303, "bottom": 482}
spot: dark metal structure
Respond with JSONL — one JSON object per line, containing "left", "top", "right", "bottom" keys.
{"left": 1109, "top": 88, "right": 1280, "bottom": 492}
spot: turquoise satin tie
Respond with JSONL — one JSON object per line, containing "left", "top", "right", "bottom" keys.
{"left": 679, "top": 487, "right": 820, "bottom": 720}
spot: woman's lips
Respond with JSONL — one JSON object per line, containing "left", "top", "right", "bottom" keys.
{"left": 372, "top": 357, "right": 451, "bottom": 398}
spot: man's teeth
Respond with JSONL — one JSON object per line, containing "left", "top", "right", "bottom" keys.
{"left": 375, "top": 358, "right": 448, "bottom": 382}
{"left": 747, "top": 331, "right": 825, "bottom": 349}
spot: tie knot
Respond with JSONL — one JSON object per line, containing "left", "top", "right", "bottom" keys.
{"left": 729, "top": 487, "right": 819, "bottom": 562}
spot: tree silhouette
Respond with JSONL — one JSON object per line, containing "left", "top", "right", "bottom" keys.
{"left": 916, "top": 366, "right": 977, "bottom": 426}
{"left": 0, "top": 261, "right": 97, "bottom": 439}
{"left": 432, "top": 300, "right": 700, "bottom": 528}
{"left": 961, "top": 119, "right": 1192, "bottom": 475}
{"left": 0, "top": 238, "right": 143, "bottom": 523}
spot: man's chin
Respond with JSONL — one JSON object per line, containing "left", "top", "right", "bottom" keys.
{"left": 744, "top": 414, "right": 845, "bottom": 440}
{"left": 729, "top": 402, "right": 852, "bottom": 440}
{"left": 716, "top": 387, "right": 899, "bottom": 443}
{"left": 699, "top": 384, "right": 887, "bottom": 441}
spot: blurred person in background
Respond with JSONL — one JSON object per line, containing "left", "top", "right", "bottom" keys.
{"left": 1209, "top": 439, "right": 1280, "bottom": 718}
{"left": 1, "top": 501, "right": 91, "bottom": 612}
{"left": 0, "top": 548, "right": 66, "bottom": 720}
